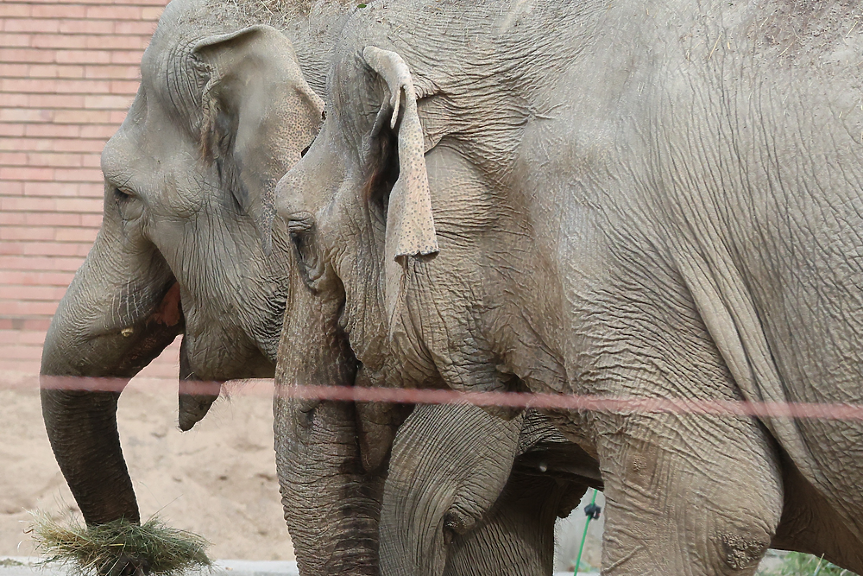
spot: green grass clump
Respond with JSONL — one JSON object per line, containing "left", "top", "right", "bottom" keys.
{"left": 29, "top": 513, "right": 211, "bottom": 576}
{"left": 758, "top": 552, "right": 856, "bottom": 576}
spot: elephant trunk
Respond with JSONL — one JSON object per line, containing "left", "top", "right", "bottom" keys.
{"left": 40, "top": 230, "right": 182, "bottom": 526}
{"left": 379, "top": 404, "right": 524, "bottom": 576}
{"left": 274, "top": 267, "right": 381, "bottom": 576}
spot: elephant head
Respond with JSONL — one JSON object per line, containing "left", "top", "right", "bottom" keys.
{"left": 271, "top": 38, "right": 551, "bottom": 573}
{"left": 40, "top": 0, "right": 323, "bottom": 531}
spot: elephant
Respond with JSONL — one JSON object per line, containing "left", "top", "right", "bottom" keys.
{"left": 274, "top": 0, "right": 863, "bottom": 574}
{"left": 38, "top": 0, "right": 596, "bottom": 574}
{"left": 38, "top": 0, "right": 329, "bottom": 562}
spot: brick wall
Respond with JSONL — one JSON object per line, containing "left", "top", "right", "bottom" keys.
{"left": 1, "top": 0, "right": 171, "bottom": 375}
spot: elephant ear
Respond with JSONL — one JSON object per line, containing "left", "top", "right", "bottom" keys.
{"left": 194, "top": 25, "right": 323, "bottom": 253}
{"left": 361, "top": 46, "right": 439, "bottom": 324}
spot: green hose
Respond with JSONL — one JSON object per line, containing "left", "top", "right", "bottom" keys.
{"left": 573, "top": 489, "right": 598, "bottom": 576}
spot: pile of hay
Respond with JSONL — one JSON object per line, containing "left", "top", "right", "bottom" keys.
{"left": 29, "top": 513, "right": 211, "bottom": 576}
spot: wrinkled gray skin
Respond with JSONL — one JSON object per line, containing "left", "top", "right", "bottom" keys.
{"left": 273, "top": 241, "right": 599, "bottom": 576}
{"left": 276, "top": 0, "right": 863, "bottom": 574}
{"left": 39, "top": 0, "right": 327, "bottom": 558}
{"left": 381, "top": 405, "right": 600, "bottom": 576}
{"left": 38, "top": 1, "right": 584, "bottom": 575}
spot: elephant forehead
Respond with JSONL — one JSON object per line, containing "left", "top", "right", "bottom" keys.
{"left": 140, "top": 32, "right": 208, "bottom": 140}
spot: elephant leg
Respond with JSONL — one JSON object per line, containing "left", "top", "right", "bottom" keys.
{"left": 772, "top": 457, "right": 863, "bottom": 573}
{"left": 445, "top": 473, "right": 587, "bottom": 576}
{"left": 596, "top": 413, "right": 782, "bottom": 576}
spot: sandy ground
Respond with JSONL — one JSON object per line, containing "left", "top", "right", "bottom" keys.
{"left": 0, "top": 337, "right": 294, "bottom": 562}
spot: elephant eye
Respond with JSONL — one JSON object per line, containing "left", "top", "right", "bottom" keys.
{"left": 113, "top": 186, "right": 134, "bottom": 202}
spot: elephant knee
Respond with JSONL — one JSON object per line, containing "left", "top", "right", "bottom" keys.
{"left": 713, "top": 517, "right": 772, "bottom": 572}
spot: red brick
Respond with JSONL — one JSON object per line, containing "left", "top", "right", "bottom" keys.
{"left": 0, "top": 123, "right": 26, "bottom": 137}
{"left": 0, "top": 47, "right": 53, "bottom": 63}
{"left": 0, "top": 166, "right": 53, "bottom": 181}
{"left": 0, "top": 271, "right": 75, "bottom": 287}
{"left": 0, "top": 63, "right": 29, "bottom": 76}
{"left": 55, "top": 49, "right": 111, "bottom": 64}
{"left": 59, "top": 20, "right": 115, "bottom": 35}
{"left": 24, "top": 241, "right": 93, "bottom": 257}
{"left": 141, "top": 6, "right": 164, "bottom": 19}
{"left": 0, "top": 93, "right": 29, "bottom": 107}
{"left": 86, "top": 5, "right": 142, "bottom": 19}
{"left": 2, "top": 77, "right": 111, "bottom": 94}
{"left": 0, "top": 196, "right": 54, "bottom": 212}
{"left": 8, "top": 212, "right": 81, "bottom": 227}
{"left": 110, "top": 50, "right": 144, "bottom": 64}
{"left": 26, "top": 212, "right": 85, "bottom": 227}
{"left": 0, "top": 33, "right": 31, "bottom": 48}
{"left": 24, "top": 123, "right": 81, "bottom": 138}
{"left": 114, "top": 20, "right": 157, "bottom": 35}
{"left": 83, "top": 94, "right": 132, "bottom": 109}
{"left": 81, "top": 154, "right": 102, "bottom": 168}
{"left": 30, "top": 4, "right": 88, "bottom": 18}
{"left": 47, "top": 138, "right": 106, "bottom": 153}
{"left": 0, "top": 255, "right": 84, "bottom": 273}
{"left": 53, "top": 109, "right": 114, "bottom": 124}
{"left": 81, "top": 213, "right": 103, "bottom": 227}
{"left": 76, "top": 183, "right": 104, "bottom": 198}
{"left": 84, "top": 64, "right": 139, "bottom": 79}
{"left": 25, "top": 152, "right": 86, "bottom": 168}
{"left": 86, "top": 35, "right": 149, "bottom": 50}
{"left": 0, "top": 342, "right": 45, "bottom": 361}
{"left": 55, "top": 227, "right": 99, "bottom": 243}
{"left": 27, "top": 65, "right": 82, "bottom": 80}
{"left": 28, "top": 93, "right": 86, "bottom": 108}
{"left": 0, "top": 108, "right": 53, "bottom": 123}
{"left": 0, "top": 151, "right": 28, "bottom": 165}
{"left": 109, "top": 79, "right": 139, "bottom": 94}
{"left": 0, "top": 180, "right": 25, "bottom": 195}
{"left": 23, "top": 181, "right": 82, "bottom": 196}
{"left": 0, "top": 4, "right": 31, "bottom": 17}
{"left": 3, "top": 19, "right": 60, "bottom": 34}
{"left": 0, "top": 137, "right": 38, "bottom": 152}
{"left": 30, "top": 33, "right": 90, "bottom": 49}
{"left": 0, "top": 243, "right": 24, "bottom": 256}
{"left": 0, "top": 285, "right": 67, "bottom": 301}
{"left": 53, "top": 167, "right": 103, "bottom": 182}
{"left": 0, "top": 329, "right": 46, "bottom": 345}
{"left": 108, "top": 110, "right": 127, "bottom": 123}
{"left": 55, "top": 197, "right": 102, "bottom": 212}
{"left": 0, "top": 299, "right": 60, "bottom": 317}
{"left": 0, "top": 212, "right": 26, "bottom": 225}
{"left": 22, "top": 318, "right": 52, "bottom": 330}
{"left": 0, "top": 226, "right": 55, "bottom": 241}
{"left": 78, "top": 124, "right": 116, "bottom": 139}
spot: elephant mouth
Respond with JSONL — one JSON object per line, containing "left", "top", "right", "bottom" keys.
{"left": 89, "top": 281, "right": 183, "bottom": 340}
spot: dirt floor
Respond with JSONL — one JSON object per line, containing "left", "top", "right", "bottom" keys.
{"left": 0, "top": 336, "right": 294, "bottom": 561}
